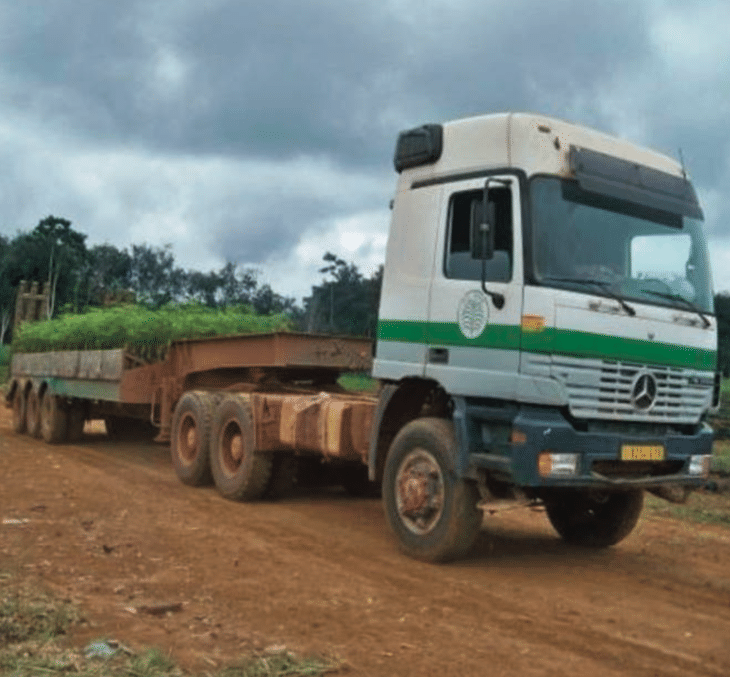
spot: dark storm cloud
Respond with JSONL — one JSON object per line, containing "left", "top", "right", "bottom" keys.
{"left": 0, "top": 0, "right": 650, "bottom": 166}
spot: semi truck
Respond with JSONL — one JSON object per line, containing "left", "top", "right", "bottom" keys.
{"left": 7, "top": 112, "right": 719, "bottom": 562}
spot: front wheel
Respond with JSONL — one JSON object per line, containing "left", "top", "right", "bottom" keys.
{"left": 382, "top": 418, "right": 481, "bottom": 563}
{"left": 544, "top": 489, "right": 644, "bottom": 547}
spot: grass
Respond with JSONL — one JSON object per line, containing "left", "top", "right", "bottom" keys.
{"left": 338, "top": 372, "right": 377, "bottom": 392}
{"left": 645, "top": 489, "right": 730, "bottom": 527}
{"left": 0, "top": 577, "right": 341, "bottom": 677}
{"left": 712, "top": 439, "right": 730, "bottom": 476}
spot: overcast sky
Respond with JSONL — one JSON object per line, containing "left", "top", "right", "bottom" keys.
{"left": 1, "top": 0, "right": 729, "bottom": 301}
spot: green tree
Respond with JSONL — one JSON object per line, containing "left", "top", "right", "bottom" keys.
{"left": 302, "top": 252, "right": 381, "bottom": 336}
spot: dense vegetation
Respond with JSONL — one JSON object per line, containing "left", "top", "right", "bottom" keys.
{"left": 0, "top": 216, "right": 383, "bottom": 345}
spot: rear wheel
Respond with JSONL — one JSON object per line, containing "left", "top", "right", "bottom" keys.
{"left": 40, "top": 391, "right": 68, "bottom": 443}
{"left": 544, "top": 489, "right": 644, "bottom": 547}
{"left": 171, "top": 391, "right": 217, "bottom": 486}
{"left": 382, "top": 418, "right": 482, "bottom": 562}
{"left": 211, "top": 395, "right": 272, "bottom": 501}
{"left": 26, "top": 388, "right": 42, "bottom": 439}
{"left": 11, "top": 387, "right": 27, "bottom": 434}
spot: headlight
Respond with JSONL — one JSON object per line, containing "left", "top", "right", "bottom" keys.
{"left": 688, "top": 455, "right": 711, "bottom": 477}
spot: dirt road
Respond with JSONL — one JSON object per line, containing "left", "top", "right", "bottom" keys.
{"left": 2, "top": 406, "right": 730, "bottom": 676}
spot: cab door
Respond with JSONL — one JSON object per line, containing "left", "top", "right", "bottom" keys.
{"left": 424, "top": 174, "right": 524, "bottom": 399}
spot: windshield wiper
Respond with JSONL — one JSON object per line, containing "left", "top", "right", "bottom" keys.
{"left": 542, "top": 277, "right": 636, "bottom": 317}
{"left": 639, "top": 289, "right": 711, "bottom": 328}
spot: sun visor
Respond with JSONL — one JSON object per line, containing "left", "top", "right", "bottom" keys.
{"left": 569, "top": 146, "right": 703, "bottom": 220}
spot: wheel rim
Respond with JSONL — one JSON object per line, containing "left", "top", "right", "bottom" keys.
{"left": 395, "top": 447, "right": 445, "bottom": 535}
{"left": 177, "top": 413, "right": 198, "bottom": 464}
{"left": 220, "top": 419, "right": 244, "bottom": 476}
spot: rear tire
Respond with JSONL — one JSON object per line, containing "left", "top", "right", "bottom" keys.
{"left": 382, "top": 418, "right": 481, "bottom": 563}
{"left": 171, "top": 391, "right": 217, "bottom": 486}
{"left": 40, "top": 391, "right": 68, "bottom": 444}
{"left": 26, "top": 388, "right": 42, "bottom": 439}
{"left": 211, "top": 395, "right": 272, "bottom": 501}
{"left": 544, "top": 489, "right": 644, "bottom": 547}
{"left": 11, "top": 387, "right": 27, "bottom": 434}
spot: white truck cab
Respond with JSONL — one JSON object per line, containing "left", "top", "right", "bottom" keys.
{"left": 372, "top": 113, "right": 718, "bottom": 561}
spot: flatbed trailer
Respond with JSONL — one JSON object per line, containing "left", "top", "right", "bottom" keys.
{"left": 9, "top": 332, "right": 378, "bottom": 493}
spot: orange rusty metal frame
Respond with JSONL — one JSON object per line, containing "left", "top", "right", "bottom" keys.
{"left": 117, "top": 332, "right": 374, "bottom": 442}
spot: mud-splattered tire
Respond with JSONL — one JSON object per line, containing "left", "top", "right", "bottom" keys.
{"left": 382, "top": 418, "right": 481, "bottom": 563}
{"left": 171, "top": 391, "right": 217, "bottom": 486}
{"left": 26, "top": 388, "right": 42, "bottom": 439}
{"left": 40, "top": 391, "right": 68, "bottom": 444}
{"left": 264, "top": 452, "right": 298, "bottom": 500}
{"left": 211, "top": 394, "right": 272, "bottom": 501}
{"left": 12, "top": 387, "right": 27, "bottom": 434}
{"left": 544, "top": 489, "right": 644, "bottom": 547}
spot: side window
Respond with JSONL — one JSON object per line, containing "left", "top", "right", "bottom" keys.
{"left": 445, "top": 187, "right": 512, "bottom": 281}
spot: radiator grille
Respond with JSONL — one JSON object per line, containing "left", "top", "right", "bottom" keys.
{"left": 530, "top": 355, "right": 712, "bottom": 423}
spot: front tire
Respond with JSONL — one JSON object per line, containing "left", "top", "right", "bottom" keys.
{"left": 544, "top": 489, "right": 644, "bottom": 547}
{"left": 382, "top": 418, "right": 481, "bottom": 563}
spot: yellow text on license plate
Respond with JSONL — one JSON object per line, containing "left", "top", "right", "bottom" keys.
{"left": 621, "top": 445, "right": 665, "bottom": 461}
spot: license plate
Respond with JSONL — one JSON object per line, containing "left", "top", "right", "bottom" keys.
{"left": 621, "top": 445, "right": 665, "bottom": 461}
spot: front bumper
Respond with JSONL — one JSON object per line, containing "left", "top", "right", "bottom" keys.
{"left": 456, "top": 401, "right": 713, "bottom": 489}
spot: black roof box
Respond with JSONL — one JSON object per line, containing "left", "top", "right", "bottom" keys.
{"left": 393, "top": 124, "right": 443, "bottom": 172}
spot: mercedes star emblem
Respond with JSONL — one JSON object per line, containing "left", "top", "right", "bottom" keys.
{"left": 631, "top": 373, "right": 657, "bottom": 411}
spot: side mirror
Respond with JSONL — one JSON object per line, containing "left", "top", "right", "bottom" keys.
{"left": 470, "top": 196, "right": 495, "bottom": 260}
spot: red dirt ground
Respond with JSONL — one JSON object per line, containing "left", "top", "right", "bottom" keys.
{"left": 2, "top": 405, "right": 730, "bottom": 676}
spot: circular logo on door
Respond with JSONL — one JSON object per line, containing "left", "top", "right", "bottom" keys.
{"left": 457, "top": 290, "right": 489, "bottom": 339}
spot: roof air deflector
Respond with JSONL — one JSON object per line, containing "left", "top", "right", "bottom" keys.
{"left": 569, "top": 146, "right": 703, "bottom": 219}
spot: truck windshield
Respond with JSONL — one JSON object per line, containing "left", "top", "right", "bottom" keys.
{"left": 530, "top": 176, "right": 713, "bottom": 314}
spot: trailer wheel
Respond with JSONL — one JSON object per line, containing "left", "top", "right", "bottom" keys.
{"left": 11, "top": 387, "right": 27, "bottom": 434}
{"left": 171, "top": 391, "right": 216, "bottom": 486}
{"left": 382, "top": 418, "right": 481, "bottom": 563}
{"left": 211, "top": 395, "right": 272, "bottom": 501}
{"left": 26, "top": 388, "right": 42, "bottom": 439}
{"left": 544, "top": 489, "right": 644, "bottom": 547}
{"left": 66, "top": 404, "right": 86, "bottom": 443}
{"left": 40, "top": 391, "right": 68, "bottom": 444}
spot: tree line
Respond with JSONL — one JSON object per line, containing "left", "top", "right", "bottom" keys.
{"left": 0, "top": 215, "right": 382, "bottom": 342}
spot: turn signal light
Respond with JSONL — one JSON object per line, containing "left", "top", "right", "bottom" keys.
{"left": 538, "top": 452, "right": 579, "bottom": 477}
